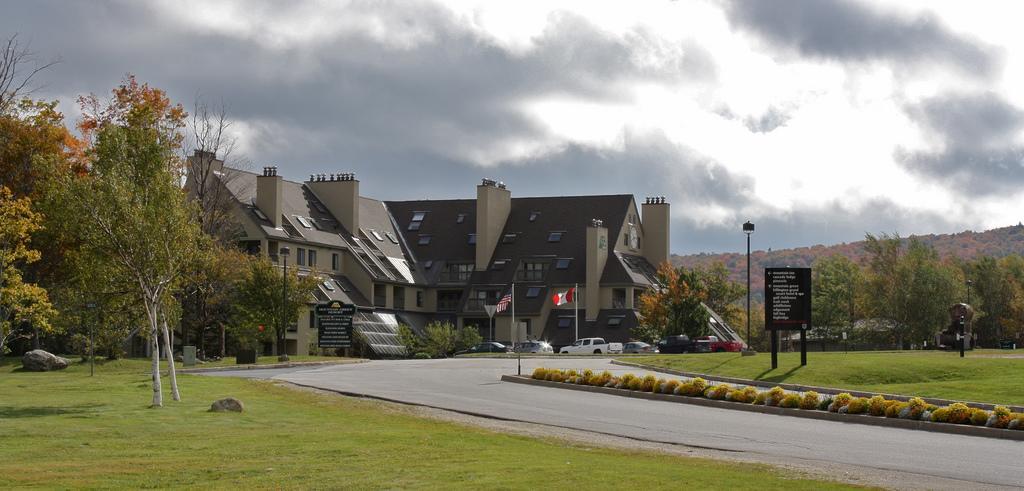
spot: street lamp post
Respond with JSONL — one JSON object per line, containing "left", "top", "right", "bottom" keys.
{"left": 743, "top": 221, "right": 755, "bottom": 355}
{"left": 966, "top": 279, "right": 973, "bottom": 306}
{"left": 279, "top": 247, "right": 290, "bottom": 362}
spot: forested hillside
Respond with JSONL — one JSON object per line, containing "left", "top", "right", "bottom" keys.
{"left": 672, "top": 224, "right": 1024, "bottom": 300}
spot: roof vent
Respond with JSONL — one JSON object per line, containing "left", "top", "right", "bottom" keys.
{"left": 644, "top": 196, "right": 667, "bottom": 204}
{"left": 591, "top": 219, "right": 604, "bottom": 227}
{"left": 262, "top": 166, "right": 278, "bottom": 177}
{"left": 481, "top": 178, "right": 496, "bottom": 187}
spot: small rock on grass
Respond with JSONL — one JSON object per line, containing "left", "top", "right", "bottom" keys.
{"left": 210, "top": 397, "right": 244, "bottom": 412}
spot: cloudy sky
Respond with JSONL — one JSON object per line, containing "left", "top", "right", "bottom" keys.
{"left": 5, "top": 0, "right": 1024, "bottom": 254}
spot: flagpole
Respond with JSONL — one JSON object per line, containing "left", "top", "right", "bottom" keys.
{"left": 574, "top": 283, "right": 579, "bottom": 342}
{"left": 511, "top": 282, "right": 515, "bottom": 344}
{"left": 512, "top": 282, "right": 519, "bottom": 375}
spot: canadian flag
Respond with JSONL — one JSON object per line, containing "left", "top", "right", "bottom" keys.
{"left": 552, "top": 287, "right": 576, "bottom": 306}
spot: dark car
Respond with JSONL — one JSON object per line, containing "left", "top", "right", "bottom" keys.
{"left": 622, "top": 341, "right": 655, "bottom": 354}
{"left": 456, "top": 342, "right": 510, "bottom": 355}
{"left": 655, "top": 335, "right": 698, "bottom": 354}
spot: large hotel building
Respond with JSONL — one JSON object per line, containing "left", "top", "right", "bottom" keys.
{"left": 189, "top": 151, "right": 669, "bottom": 356}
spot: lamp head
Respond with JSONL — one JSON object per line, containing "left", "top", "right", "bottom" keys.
{"left": 743, "top": 221, "right": 755, "bottom": 234}
{"left": 279, "top": 246, "right": 290, "bottom": 257}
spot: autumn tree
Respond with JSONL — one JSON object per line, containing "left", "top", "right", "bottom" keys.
{"left": 697, "top": 262, "right": 745, "bottom": 328}
{"left": 0, "top": 186, "right": 56, "bottom": 356}
{"left": 58, "top": 76, "right": 198, "bottom": 406}
{"left": 635, "top": 264, "right": 710, "bottom": 342}
{"left": 233, "top": 255, "right": 319, "bottom": 357}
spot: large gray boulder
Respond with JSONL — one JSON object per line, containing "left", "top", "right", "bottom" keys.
{"left": 210, "top": 397, "right": 244, "bottom": 412}
{"left": 22, "top": 350, "right": 70, "bottom": 371}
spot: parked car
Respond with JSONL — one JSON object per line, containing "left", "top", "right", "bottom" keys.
{"left": 655, "top": 335, "right": 697, "bottom": 354}
{"left": 695, "top": 335, "right": 744, "bottom": 353}
{"left": 622, "top": 341, "right": 655, "bottom": 354}
{"left": 514, "top": 341, "right": 554, "bottom": 353}
{"left": 558, "top": 337, "right": 623, "bottom": 354}
{"left": 456, "top": 342, "right": 511, "bottom": 355}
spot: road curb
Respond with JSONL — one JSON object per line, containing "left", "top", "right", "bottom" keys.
{"left": 610, "top": 359, "right": 1024, "bottom": 413}
{"left": 501, "top": 375, "right": 1024, "bottom": 442}
{"left": 179, "top": 359, "right": 367, "bottom": 373}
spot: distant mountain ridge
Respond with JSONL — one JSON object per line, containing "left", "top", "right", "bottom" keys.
{"left": 672, "top": 224, "right": 1024, "bottom": 299}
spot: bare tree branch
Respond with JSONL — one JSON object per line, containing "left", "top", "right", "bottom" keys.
{"left": 0, "top": 33, "right": 60, "bottom": 114}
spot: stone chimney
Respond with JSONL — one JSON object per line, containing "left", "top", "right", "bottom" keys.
{"left": 306, "top": 172, "right": 359, "bottom": 234}
{"left": 641, "top": 196, "right": 670, "bottom": 268}
{"left": 256, "top": 166, "right": 282, "bottom": 229}
{"left": 585, "top": 218, "right": 609, "bottom": 321}
{"left": 475, "top": 178, "right": 510, "bottom": 270}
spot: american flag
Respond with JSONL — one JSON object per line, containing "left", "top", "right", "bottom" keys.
{"left": 495, "top": 290, "right": 513, "bottom": 313}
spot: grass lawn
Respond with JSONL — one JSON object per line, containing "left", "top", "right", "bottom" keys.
{"left": 0, "top": 357, "right": 864, "bottom": 490}
{"left": 625, "top": 350, "right": 1024, "bottom": 405}
{"left": 173, "top": 354, "right": 358, "bottom": 369}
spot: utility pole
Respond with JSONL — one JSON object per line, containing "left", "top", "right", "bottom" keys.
{"left": 742, "top": 221, "right": 755, "bottom": 355}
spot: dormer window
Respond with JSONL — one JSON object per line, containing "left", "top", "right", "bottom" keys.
{"left": 468, "top": 234, "right": 477, "bottom": 245}
{"left": 547, "top": 231, "right": 564, "bottom": 242}
{"left": 456, "top": 213, "right": 466, "bottom": 224}
{"left": 418, "top": 235, "right": 432, "bottom": 245}
{"left": 502, "top": 233, "right": 517, "bottom": 244}
{"left": 555, "top": 258, "right": 571, "bottom": 270}
{"left": 295, "top": 216, "right": 313, "bottom": 229}
{"left": 409, "top": 211, "right": 426, "bottom": 231}
{"left": 529, "top": 211, "right": 540, "bottom": 222}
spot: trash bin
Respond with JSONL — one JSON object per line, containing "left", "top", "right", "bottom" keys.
{"left": 236, "top": 348, "right": 257, "bottom": 364}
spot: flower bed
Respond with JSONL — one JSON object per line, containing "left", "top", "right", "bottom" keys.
{"left": 529, "top": 367, "right": 1024, "bottom": 431}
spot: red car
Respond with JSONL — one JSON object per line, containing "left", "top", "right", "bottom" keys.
{"left": 695, "top": 336, "right": 744, "bottom": 353}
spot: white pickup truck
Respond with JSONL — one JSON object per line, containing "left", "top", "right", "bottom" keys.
{"left": 559, "top": 337, "right": 623, "bottom": 354}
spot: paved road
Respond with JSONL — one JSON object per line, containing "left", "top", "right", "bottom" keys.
{"left": 205, "top": 358, "right": 1024, "bottom": 487}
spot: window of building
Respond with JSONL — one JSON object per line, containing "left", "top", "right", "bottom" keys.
{"left": 332, "top": 253, "right": 339, "bottom": 270}
{"left": 557, "top": 316, "right": 573, "bottom": 328}
{"left": 516, "top": 260, "right": 549, "bottom": 281}
{"left": 394, "top": 286, "right": 405, "bottom": 310}
{"left": 607, "top": 315, "right": 625, "bottom": 327}
{"left": 416, "top": 290, "right": 424, "bottom": 308}
{"left": 623, "top": 233, "right": 629, "bottom": 246}
{"left": 555, "top": 258, "right": 571, "bottom": 270}
{"left": 322, "top": 280, "right": 335, "bottom": 291}
{"left": 612, "top": 288, "right": 627, "bottom": 309}
{"left": 547, "top": 231, "right": 564, "bottom": 242}
{"left": 295, "top": 215, "right": 313, "bottom": 228}
{"left": 437, "top": 290, "right": 461, "bottom": 312}
{"left": 441, "top": 262, "right": 474, "bottom": 282}
{"left": 456, "top": 213, "right": 466, "bottom": 224}
{"left": 526, "top": 286, "right": 542, "bottom": 298}
{"left": 529, "top": 211, "right": 540, "bottom": 222}
{"left": 297, "top": 248, "right": 306, "bottom": 266}
{"left": 412, "top": 211, "right": 426, "bottom": 222}
{"left": 502, "top": 233, "right": 517, "bottom": 244}
{"left": 633, "top": 288, "right": 643, "bottom": 309}
{"left": 385, "top": 232, "right": 399, "bottom": 244}
{"left": 308, "top": 249, "right": 317, "bottom": 267}
{"left": 466, "top": 289, "right": 496, "bottom": 311}
{"left": 418, "top": 235, "right": 432, "bottom": 245}
{"left": 468, "top": 233, "right": 477, "bottom": 245}
{"left": 408, "top": 221, "right": 421, "bottom": 231}
{"left": 371, "top": 229, "right": 384, "bottom": 241}
{"left": 309, "top": 310, "right": 315, "bottom": 329}
{"left": 374, "top": 284, "right": 387, "bottom": 307}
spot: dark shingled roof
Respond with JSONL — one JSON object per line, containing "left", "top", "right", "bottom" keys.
{"left": 541, "top": 309, "right": 638, "bottom": 346}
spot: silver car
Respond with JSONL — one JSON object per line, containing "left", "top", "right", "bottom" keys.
{"left": 622, "top": 341, "right": 655, "bottom": 354}
{"left": 514, "top": 341, "right": 554, "bottom": 353}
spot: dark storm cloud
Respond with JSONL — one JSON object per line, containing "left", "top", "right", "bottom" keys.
{"left": 723, "top": 0, "right": 1000, "bottom": 77}
{"left": 898, "top": 92, "right": 1024, "bottom": 196}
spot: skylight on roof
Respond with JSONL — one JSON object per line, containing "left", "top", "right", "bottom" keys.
{"left": 555, "top": 258, "right": 571, "bottom": 270}
{"left": 408, "top": 221, "right": 421, "bottom": 231}
{"left": 608, "top": 316, "right": 626, "bottom": 327}
{"left": 295, "top": 216, "right": 313, "bottom": 229}
{"left": 323, "top": 280, "right": 335, "bottom": 291}
{"left": 548, "top": 231, "right": 564, "bottom": 242}
{"left": 492, "top": 259, "right": 507, "bottom": 270}
{"left": 371, "top": 229, "right": 384, "bottom": 241}
{"left": 456, "top": 213, "right": 466, "bottom": 224}
{"left": 385, "top": 232, "right": 399, "bottom": 244}
{"left": 529, "top": 211, "right": 540, "bottom": 222}
{"left": 424, "top": 260, "right": 434, "bottom": 269}
{"left": 412, "top": 211, "right": 426, "bottom": 222}
{"left": 502, "top": 233, "right": 516, "bottom": 244}
{"left": 418, "top": 235, "right": 432, "bottom": 245}
{"left": 526, "top": 287, "right": 541, "bottom": 298}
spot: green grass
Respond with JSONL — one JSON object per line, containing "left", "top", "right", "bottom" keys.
{"left": 625, "top": 351, "right": 1024, "bottom": 405}
{"left": 0, "top": 358, "right": 864, "bottom": 490}
{"left": 173, "top": 354, "right": 358, "bottom": 369}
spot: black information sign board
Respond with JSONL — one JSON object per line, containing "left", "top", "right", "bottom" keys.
{"left": 764, "top": 267, "right": 812, "bottom": 369}
{"left": 316, "top": 301, "right": 355, "bottom": 348}
{"left": 765, "top": 267, "right": 812, "bottom": 331}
